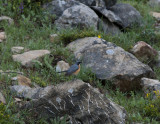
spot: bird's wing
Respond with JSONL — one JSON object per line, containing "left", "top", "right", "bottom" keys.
{"left": 66, "top": 64, "right": 79, "bottom": 75}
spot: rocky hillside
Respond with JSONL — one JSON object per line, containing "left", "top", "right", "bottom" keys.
{"left": 0, "top": 0, "right": 160, "bottom": 123}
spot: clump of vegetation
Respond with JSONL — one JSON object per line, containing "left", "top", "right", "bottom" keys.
{"left": 143, "top": 91, "right": 160, "bottom": 120}
{"left": 0, "top": 0, "right": 160, "bottom": 123}
{"left": 0, "top": 103, "right": 10, "bottom": 123}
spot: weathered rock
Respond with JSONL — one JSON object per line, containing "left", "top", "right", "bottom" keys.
{"left": 12, "top": 75, "right": 32, "bottom": 87}
{"left": 0, "top": 92, "right": 6, "bottom": 104}
{"left": 0, "top": 70, "right": 23, "bottom": 76}
{"left": 98, "top": 18, "right": 121, "bottom": 35}
{"left": 0, "top": 16, "right": 14, "bottom": 25}
{"left": 130, "top": 41, "right": 158, "bottom": 62}
{"left": 67, "top": 37, "right": 155, "bottom": 91}
{"left": 12, "top": 50, "right": 50, "bottom": 67}
{"left": 149, "top": 0, "right": 160, "bottom": 7}
{"left": 11, "top": 46, "right": 24, "bottom": 54}
{"left": 104, "top": 0, "right": 117, "bottom": 8}
{"left": 109, "top": 3, "right": 142, "bottom": 28}
{"left": 141, "top": 78, "right": 160, "bottom": 99}
{"left": 0, "top": 32, "right": 6, "bottom": 42}
{"left": 75, "top": 0, "right": 105, "bottom": 7}
{"left": 154, "top": 51, "right": 160, "bottom": 67}
{"left": 56, "top": 60, "right": 70, "bottom": 72}
{"left": 150, "top": 11, "right": 160, "bottom": 21}
{"left": 55, "top": 4, "right": 98, "bottom": 30}
{"left": 23, "top": 80, "right": 126, "bottom": 123}
{"left": 91, "top": 6, "right": 123, "bottom": 26}
{"left": 50, "top": 34, "right": 58, "bottom": 42}
{"left": 43, "top": 0, "right": 80, "bottom": 19}
{"left": 10, "top": 85, "right": 53, "bottom": 99}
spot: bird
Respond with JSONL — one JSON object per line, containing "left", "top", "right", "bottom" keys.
{"left": 57, "top": 61, "right": 81, "bottom": 76}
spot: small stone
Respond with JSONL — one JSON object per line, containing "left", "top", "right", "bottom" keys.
{"left": 11, "top": 46, "right": 24, "bottom": 54}
{"left": 0, "top": 16, "right": 14, "bottom": 25}
{"left": 17, "top": 75, "right": 32, "bottom": 87}
{"left": 141, "top": 78, "right": 160, "bottom": 99}
{"left": 130, "top": 41, "right": 158, "bottom": 62}
{"left": 150, "top": 12, "right": 160, "bottom": 21}
{"left": 12, "top": 50, "right": 50, "bottom": 67}
{"left": 12, "top": 75, "right": 32, "bottom": 87}
{"left": 56, "top": 61, "right": 70, "bottom": 72}
{"left": 50, "top": 34, "right": 58, "bottom": 42}
{"left": 0, "top": 32, "right": 6, "bottom": 42}
{"left": 0, "top": 92, "right": 6, "bottom": 104}
{"left": 14, "top": 98, "right": 22, "bottom": 102}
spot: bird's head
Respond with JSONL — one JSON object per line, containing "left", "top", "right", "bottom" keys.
{"left": 76, "top": 61, "right": 82, "bottom": 65}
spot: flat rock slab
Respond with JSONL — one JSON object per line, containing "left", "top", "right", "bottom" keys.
{"left": 67, "top": 37, "right": 155, "bottom": 91}
{"left": 10, "top": 85, "right": 53, "bottom": 99}
{"left": 22, "top": 80, "right": 126, "bottom": 124}
{"left": 11, "top": 46, "right": 25, "bottom": 54}
{"left": 12, "top": 50, "right": 50, "bottom": 67}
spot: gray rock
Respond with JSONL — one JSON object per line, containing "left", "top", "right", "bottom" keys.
{"left": 55, "top": 4, "right": 98, "bottom": 30}
{"left": 109, "top": 3, "right": 143, "bottom": 28}
{"left": 75, "top": 0, "right": 105, "bottom": 7}
{"left": 104, "top": 0, "right": 117, "bottom": 8}
{"left": 0, "top": 92, "right": 6, "bottom": 104}
{"left": 91, "top": 6, "right": 123, "bottom": 25}
{"left": 0, "top": 16, "right": 14, "bottom": 25}
{"left": 23, "top": 80, "right": 127, "bottom": 124}
{"left": 141, "top": 78, "right": 160, "bottom": 99}
{"left": 0, "top": 32, "right": 6, "bottom": 43}
{"left": 98, "top": 18, "right": 121, "bottom": 35}
{"left": 155, "top": 51, "right": 160, "bottom": 67}
{"left": 11, "top": 46, "right": 24, "bottom": 54}
{"left": 12, "top": 50, "right": 50, "bottom": 67}
{"left": 50, "top": 34, "right": 58, "bottom": 42}
{"left": 10, "top": 85, "right": 53, "bottom": 99}
{"left": 149, "top": 0, "right": 160, "bottom": 7}
{"left": 67, "top": 37, "right": 155, "bottom": 91}
{"left": 56, "top": 60, "right": 70, "bottom": 73}
{"left": 130, "top": 41, "right": 158, "bottom": 62}
{"left": 43, "top": 0, "right": 80, "bottom": 19}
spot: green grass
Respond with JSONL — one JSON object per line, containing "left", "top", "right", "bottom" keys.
{"left": 0, "top": 0, "right": 160, "bottom": 123}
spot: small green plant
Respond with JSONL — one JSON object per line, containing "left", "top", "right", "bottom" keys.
{"left": 31, "top": 76, "right": 47, "bottom": 87}
{"left": 0, "top": 103, "right": 10, "bottom": 124}
{"left": 143, "top": 91, "right": 160, "bottom": 120}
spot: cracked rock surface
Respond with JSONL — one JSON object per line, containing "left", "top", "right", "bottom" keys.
{"left": 21, "top": 80, "right": 126, "bottom": 124}
{"left": 67, "top": 37, "right": 155, "bottom": 91}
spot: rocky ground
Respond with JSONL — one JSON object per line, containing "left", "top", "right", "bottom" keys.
{"left": 0, "top": 0, "right": 160, "bottom": 123}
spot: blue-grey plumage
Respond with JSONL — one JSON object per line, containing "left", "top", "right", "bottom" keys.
{"left": 65, "top": 64, "right": 79, "bottom": 76}
{"left": 57, "top": 61, "right": 81, "bottom": 75}
{"left": 65, "top": 61, "right": 81, "bottom": 76}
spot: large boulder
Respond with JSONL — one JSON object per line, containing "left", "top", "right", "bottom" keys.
{"left": 91, "top": 6, "right": 123, "bottom": 26}
{"left": 98, "top": 18, "right": 121, "bottom": 35}
{"left": 67, "top": 37, "right": 155, "bottom": 91}
{"left": 55, "top": 4, "right": 98, "bottom": 30}
{"left": 43, "top": 0, "right": 80, "bottom": 19}
{"left": 12, "top": 50, "right": 50, "bottom": 68}
{"left": 75, "top": 0, "right": 105, "bottom": 7}
{"left": 109, "top": 3, "right": 142, "bottom": 28}
{"left": 21, "top": 80, "right": 126, "bottom": 124}
{"left": 104, "top": 0, "right": 117, "bottom": 8}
